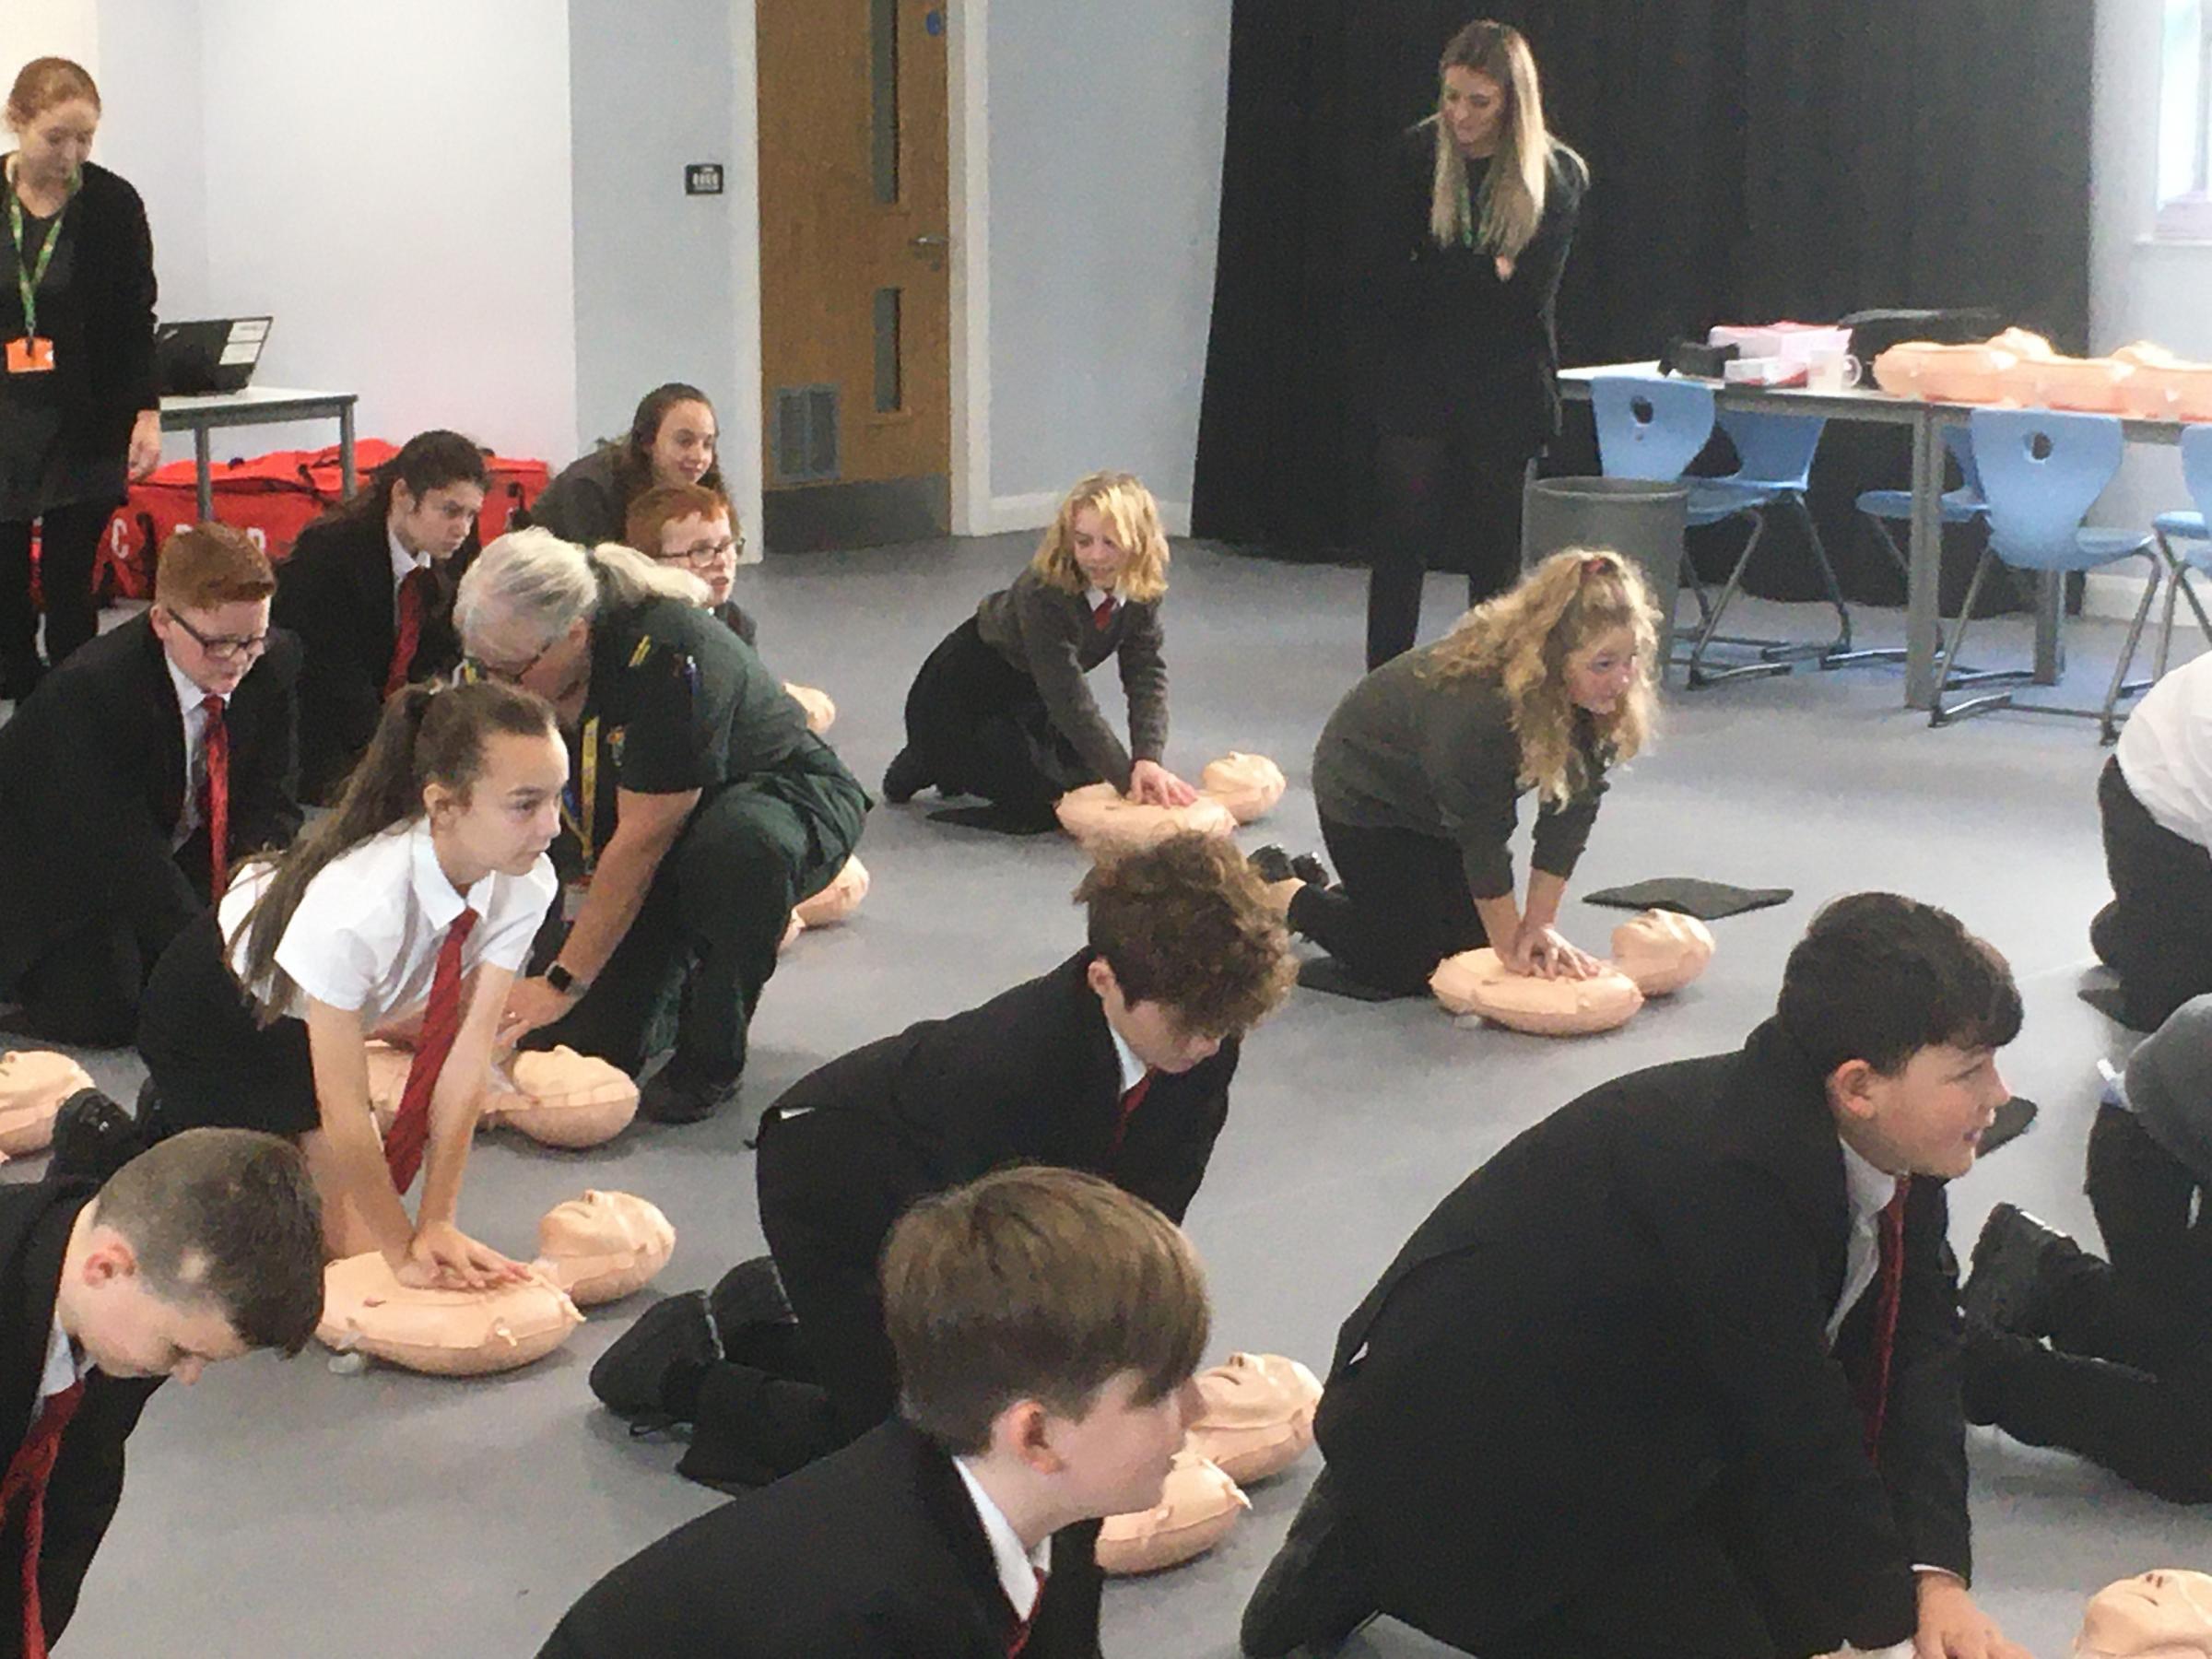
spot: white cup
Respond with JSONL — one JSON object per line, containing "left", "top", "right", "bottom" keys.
{"left": 1806, "top": 349, "right": 1863, "bottom": 394}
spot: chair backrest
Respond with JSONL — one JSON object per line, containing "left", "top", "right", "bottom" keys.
{"left": 1714, "top": 409, "right": 1826, "bottom": 492}
{"left": 1943, "top": 424, "right": 1985, "bottom": 500}
{"left": 2183, "top": 422, "right": 2212, "bottom": 522}
{"left": 1969, "top": 407, "right": 2124, "bottom": 570}
{"left": 1592, "top": 376, "right": 1714, "bottom": 481}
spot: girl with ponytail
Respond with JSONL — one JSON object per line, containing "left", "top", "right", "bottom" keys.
{"left": 1255, "top": 548, "right": 1657, "bottom": 997}
{"left": 136, "top": 679, "right": 569, "bottom": 1286}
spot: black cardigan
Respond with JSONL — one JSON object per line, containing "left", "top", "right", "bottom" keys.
{"left": 0, "top": 159, "right": 158, "bottom": 462}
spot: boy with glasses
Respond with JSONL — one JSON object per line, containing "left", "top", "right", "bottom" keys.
{"left": 0, "top": 522, "right": 300, "bottom": 1044}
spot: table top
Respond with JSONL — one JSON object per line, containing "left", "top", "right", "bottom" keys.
{"left": 159, "top": 386, "right": 359, "bottom": 421}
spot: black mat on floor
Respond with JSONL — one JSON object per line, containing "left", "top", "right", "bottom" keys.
{"left": 1584, "top": 878, "right": 1794, "bottom": 921}
{"left": 924, "top": 805, "right": 1059, "bottom": 836}
{"left": 1296, "top": 958, "right": 1421, "bottom": 1002}
{"left": 1979, "top": 1095, "right": 2040, "bottom": 1159}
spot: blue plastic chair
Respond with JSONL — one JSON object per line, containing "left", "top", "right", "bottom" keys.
{"left": 1932, "top": 409, "right": 2162, "bottom": 739}
{"left": 2148, "top": 423, "right": 2212, "bottom": 676}
{"left": 1854, "top": 426, "right": 1987, "bottom": 577}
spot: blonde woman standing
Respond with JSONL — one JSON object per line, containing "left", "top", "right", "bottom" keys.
{"left": 1361, "top": 19, "right": 1587, "bottom": 669}
{"left": 1260, "top": 549, "right": 1655, "bottom": 996}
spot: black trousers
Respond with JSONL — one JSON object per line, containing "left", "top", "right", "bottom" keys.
{"left": 1286, "top": 816, "right": 1488, "bottom": 995}
{"left": 900, "top": 617, "right": 1097, "bottom": 815}
{"left": 1973, "top": 1106, "right": 2212, "bottom": 1503}
{"left": 11, "top": 830, "right": 211, "bottom": 1048}
{"left": 2093, "top": 756, "right": 2212, "bottom": 1030}
{"left": 136, "top": 908, "right": 321, "bottom": 1138}
{"left": 1365, "top": 430, "right": 1529, "bottom": 670}
{"left": 523, "top": 773, "right": 863, "bottom": 1084}
{"left": 0, "top": 499, "right": 114, "bottom": 685}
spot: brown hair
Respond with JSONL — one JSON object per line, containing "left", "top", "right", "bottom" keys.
{"left": 229, "top": 680, "right": 559, "bottom": 1019}
{"left": 883, "top": 1167, "right": 1210, "bottom": 1456}
{"left": 6, "top": 57, "right": 99, "bottom": 125}
{"left": 1029, "top": 471, "right": 1171, "bottom": 603}
{"left": 625, "top": 481, "right": 737, "bottom": 563}
{"left": 1423, "top": 20, "right": 1584, "bottom": 260}
{"left": 1077, "top": 831, "right": 1295, "bottom": 1039}
{"left": 606, "top": 382, "right": 726, "bottom": 502}
{"left": 153, "top": 523, "right": 276, "bottom": 612}
{"left": 1425, "top": 547, "right": 1659, "bottom": 806}
{"left": 94, "top": 1127, "right": 325, "bottom": 1354}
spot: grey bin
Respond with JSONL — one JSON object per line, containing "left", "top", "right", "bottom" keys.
{"left": 1522, "top": 476, "right": 1689, "bottom": 683}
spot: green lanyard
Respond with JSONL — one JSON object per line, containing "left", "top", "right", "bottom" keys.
{"left": 4, "top": 160, "right": 76, "bottom": 340}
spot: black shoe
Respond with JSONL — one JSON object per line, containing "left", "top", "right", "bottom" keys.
{"left": 1248, "top": 845, "right": 1298, "bottom": 883}
{"left": 1959, "top": 1321, "right": 2037, "bottom": 1428}
{"left": 1288, "top": 852, "right": 1333, "bottom": 888}
{"left": 589, "top": 1289, "right": 725, "bottom": 1420}
{"left": 1962, "top": 1203, "right": 2076, "bottom": 1336}
{"left": 639, "top": 1064, "right": 740, "bottom": 1124}
{"left": 1240, "top": 1465, "right": 1379, "bottom": 1658}
{"left": 882, "top": 747, "right": 933, "bottom": 805}
{"left": 711, "top": 1254, "right": 794, "bottom": 1335}
{"left": 48, "top": 1088, "right": 150, "bottom": 1185}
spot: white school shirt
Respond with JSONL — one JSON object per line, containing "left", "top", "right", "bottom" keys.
{"left": 220, "top": 818, "right": 557, "bottom": 1028}
{"left": 165, "top": 652, "right": 229, "bottom": 851}
{"left": 952, "top": 1458, "right": 1053, "bottom": 1620}
{"left": 41, "top": 1315, "right": 83, "bottom": 1403}
{"left": 1829, "top": 1136, "right": 1899, "bottom": 1345}
{"left": 389, "top": 530, "right": 430, "bottom": 620}
{"left": 2117, "top": 650, "right": 2212, "bottom": 849}
{"left": 1107, "top": 1022, "right": 1146, "bottom": 1096}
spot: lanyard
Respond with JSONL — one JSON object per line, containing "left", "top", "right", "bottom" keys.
{"left": 560, "top": 715, "right": 601, "bottom": 867}
{"left": 4, "top": 160, "right": 76, "bottom": 340}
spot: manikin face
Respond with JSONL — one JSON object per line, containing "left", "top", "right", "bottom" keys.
{"left": 656, "top": 511, "right": 739, "bottom": 606}
{"left": 650, "top": 401, "right": 717, "bottom": 488}
{"left": 1832, "top": 1043, "right": 2010, "bottom": 1180}
{"left": 1069, "top": 506, "right": 1131, "bottom": 592}
{"left": 152, "top": 597, "right": 273, "bottom": 700}
{"left": 58, "top": 1229, "right": 249, "bottom": 1383}
{"left": 1088, "top": 958, "right": 1225, "bottom": 1074}
{"left": 1440, "top": 66, "right": 1506, "bottom": 158}
{"left": 1563, "top": 626, "right": 1639, "bottom": 716}
{"left": 8, "top": 97, "right": 98, "bottom": 187}
{"left": 2078, "top": 1570, "right": 2212, "bottom": 1656}
{"left": 389, "top": 479, "right": 486, "bottom": 561}
{"left": 1037, "top": 1371, "right": 1203, "bottom": 1522}
{"left": 425, "top": 728, "right": 569, "bottom": 883}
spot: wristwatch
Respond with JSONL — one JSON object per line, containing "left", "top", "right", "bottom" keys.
{"left": 545, "top": 962, "right": 582, "bottom": 996}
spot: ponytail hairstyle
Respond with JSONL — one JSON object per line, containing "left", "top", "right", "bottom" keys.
{"left": 1424, "top": 547, "right": 1658, "bottom": 806}
{"left": 1028, "top": 471, "right": 1171, "bottom": 603}
{"left": 321, "top": 429, "right": 488, "bottom": 533}
{"left": 1423, "top": 19, "right": 1585, "bottom": 262}
{"left": 229, "top": 680, "right": 559, "bottom": 1021}
{"left": 606, "top": 382, "right": 726, "bottom": 503}
{"left": 453, "top": 526, "right": 706, "bottom": 661}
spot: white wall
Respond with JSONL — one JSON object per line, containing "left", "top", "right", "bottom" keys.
{"left": 0, "top": 0, "right": 98, "bottom": 70}
{"left": 982, "top": 0, "right": 1230, "bottom": 532}
{"left": 89, "top": 0, "right": 207, "bottom": 318}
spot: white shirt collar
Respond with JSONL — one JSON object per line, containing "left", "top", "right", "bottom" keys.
{"left": 390, "top": 527, "right": 430, "bottom": 590}
{"left": 1839, "top": 1135, "right": 1899, "bottom": 1224}
{"left": 164, "top": 649, "right": 226, "bottom": 717}
{"left": 406, "top": 818, "right": 496, "bottom": 928}
{"left": 1083, "top": 585, "right": 1114, "bottom": 612}
{"left": 1105, "top": 1021, "right": 1147, "bottom": 1096}
{"left": 952, "top": 1457, "right": 1053, "bottom": 1619}
{"left": 41, "top": 1314, "right": 82, "bottom": 1401}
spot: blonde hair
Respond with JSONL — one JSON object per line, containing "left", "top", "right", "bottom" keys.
{"left": 1028, "top": 471, "right": 1171, "bottom": 604}
{"left": 1423, "top": 19, "right": 1583, "bottom": 262}
{"left": 453, "top": 525, "right": 705, "bottom": 653}
{"left": 1426, "top": 547, "right": 1658, "bottom": 806}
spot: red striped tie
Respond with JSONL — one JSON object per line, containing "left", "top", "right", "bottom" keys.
{"left": 1006, "top": 1566, "right": 1048, "bottom": 1656}
{"left": 4, "top": 1379, "right": 85, "bottom": 1659}
{"left": 1108, "top": 1070, "right": 1155, "bottom": 1157}
{"left": 1856, "top": 1178, "right": 1912, "bottom": 1459}
{"left": 383, "top": 907, "right": 478, "bottom": 1192}
{"left": 386, "top": 567, "right": 433, "bottom": 698}
{"left": 199, "top": 695, "right": 230, "bottom": 899}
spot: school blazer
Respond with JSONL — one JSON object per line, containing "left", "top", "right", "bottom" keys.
{"left": 537, "top": 1417, "right": 1096, "bottom": 1658}
{"left": 0, "top": 1182, "right": 164, "bottom": 1659}
{"left": 273, "top": 512, "right": 464, "bottom": 802}
{"left": 0, "top": 614, "right": 301, "bottom": 988}
{"left": 1314, "top": 1018, "right": 1970, "bottom": 1656}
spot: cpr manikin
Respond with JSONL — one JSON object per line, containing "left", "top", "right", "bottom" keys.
{"left": 782, "top": 683, "right": 836, "bottom": 735}
{"left": 2076, "top": 1571, "right": 2212, "bottom": 1659}
{"left": 1055, "top": 783, "right": 1239, "bottom": 856}
{"left": 1608, "top": 909, "right": 1715, "bottom": 996}
{"left": 533, "top": 1190, "right": 677, "bottom": 1307}
{"left": 1200, "top": 753, "right": 1288, "bottom": 825}
{"left": 1096, "top": 1450, "right": 1251, "bottom": 1576}
{"left": 482, "top": 1047, "right": 641, "bottom": 1147}
{"left": 1186, "top": 1351, "right": 1323, "bottom": 1483}
{"left": 317, "top": 1253, "right": 583, "bottom": 1376}
{"left": 0, "top": 1049, "right": 94, "bottom": 1156}
{"left": 1430, "top": 949, "right": 1646, "bottom": 1035}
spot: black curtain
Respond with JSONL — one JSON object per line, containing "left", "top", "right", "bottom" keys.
{"left": 1191, "top": 0, "right": 2093, "bottom": 605}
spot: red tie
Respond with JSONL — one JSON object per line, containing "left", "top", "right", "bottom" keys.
{"left": 383, "top": 907, "right": 478, "bottom": 1192}
{"left": 4, "top": 1379, "right": 85, "bottom": 1659}
{"left": 1006, "top": 1566, "right": 1048, "bottom": 1656}
{"left": 386, "top": 567, "right": 434, "bottom": 698}
{"left": 1856, "top": 1178, "right": 1912, "bottom": 1459}
{"left": 1090, "top": 595, "right": 1114, "bottom": 630}
{"left": 199, "top": 695, "right": 230, "bottom": 900}
{"left": 1108, "top": 1070, "right": 1155, "bottom": 1158}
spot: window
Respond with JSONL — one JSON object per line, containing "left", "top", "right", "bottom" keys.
{"left": 2159, "top": 0, "right": 2212, "bottom": 236}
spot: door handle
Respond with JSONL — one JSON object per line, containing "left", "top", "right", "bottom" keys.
{"left": 910, "top": 232, "right": 949, "bottom": 251}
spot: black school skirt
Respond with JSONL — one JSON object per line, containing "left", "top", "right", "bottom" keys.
{"left": 136, "top": 910, "right": 320, "bottom": 1138}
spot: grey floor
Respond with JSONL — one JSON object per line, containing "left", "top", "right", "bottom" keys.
{"left": 8, "top": 536, "right": 2210, "bottom": 1658}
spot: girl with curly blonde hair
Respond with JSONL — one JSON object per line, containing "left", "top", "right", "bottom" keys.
{"left": 884, "top": 471, "right": 1199, "bottom": 831}
{"left": 1257, "top": 548, "right": 1657, "bottom": 994}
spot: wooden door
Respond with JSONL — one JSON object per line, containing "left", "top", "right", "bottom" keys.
{"left": 758, "top": 0, "right": 950, "bottom": 544}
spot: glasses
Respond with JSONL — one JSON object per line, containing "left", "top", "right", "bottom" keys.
{"left": 653, "top": 536, "right": 743, "bottom": 570}
{"left": 464, "top": 639, "right": 559, "bottom": 685}
{"left": 162, "top": 608, "right": 269, "bottom": 664}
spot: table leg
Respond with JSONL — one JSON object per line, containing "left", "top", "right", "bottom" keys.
{"left": 193, "top": 426, "right": 214, "bottom": 522}
{"left": 2033, "top": 570, "right": 2065, "bottom": 685}
{"left": 338, "top": 405, "right": 358, "bottom": 500}
{"left": 1904, "top": 412, "right": 1943, "bottom": 710}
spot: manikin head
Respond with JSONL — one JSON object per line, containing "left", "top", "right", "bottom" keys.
{"left": 1077, "top": 833, "right": 1295, "bottom": 1074}
{"left": 883, "top": 1168, "right": 1211, "bottom": 1532}
{"left": 535, "top": 1190, "right": 675, "bottom": 1304}
{"left": 626, "top": 480, "right": 745, "bottom": 607}
{"left": 2077, "top": 1571, "right": 2212, "bottom": 1658}
{"left": 376, "top": 429, "right": 489, "bottom": 562}
{"left": 6, "top": 57, "right": 100, "bottom": 190}
{"left": 0, "top": 1052, "right": 94, "bottom": 1154}
{"left": 147, "top": 524, "right": 276, "bottom": 701}
{"left": 1030, "top": 472, "right": 1171, "bottom": 603}
{"left": 1198, "top": 753, "right": 1287, "bottom": 824}
{"left": 56, "top": 1128, "right": 324, "bottom": 1382}
{"left": 1609, "top": 909, "right": 1715, "bottom": 996}
{"left": 1779, "top": 893, "right": 2020, "bottom": 1180}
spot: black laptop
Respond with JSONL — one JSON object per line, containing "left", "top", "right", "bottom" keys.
{"left": 155, "top": 316, "right": 272, "bottom": 396}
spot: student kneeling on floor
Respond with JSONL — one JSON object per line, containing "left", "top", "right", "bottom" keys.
{"left": 454, "top": 528, "right": 869, "bottom": 1124}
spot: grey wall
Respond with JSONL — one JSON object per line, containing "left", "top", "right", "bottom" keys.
{"left": 985, "top": 0, "right": 1231, "bottom": 516}
{"left": 90, "top": 0, "right": 210, "bottom": 319}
